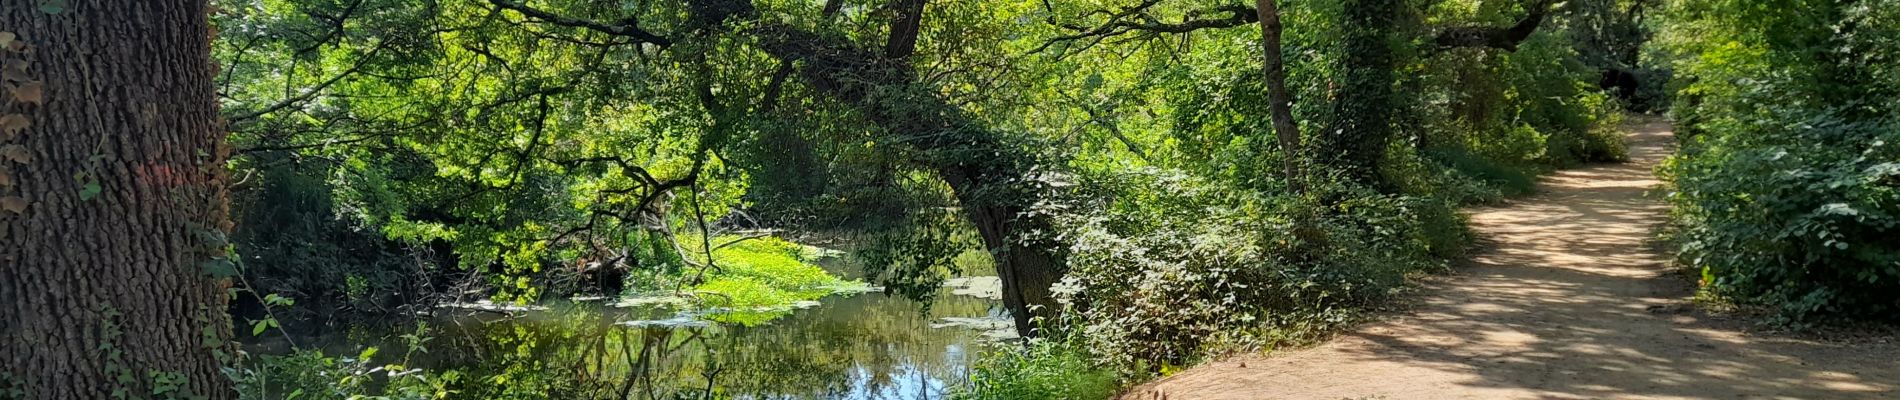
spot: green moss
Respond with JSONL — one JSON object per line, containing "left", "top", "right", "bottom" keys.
{"left": 704, "top": 237, "right": 841, "bottom": 298}
{"left": 682, "top": 236, "right": 868, "bottom": 324}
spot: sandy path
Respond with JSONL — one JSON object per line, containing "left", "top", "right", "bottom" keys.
{"left": 1125, "top": 120, "right": 1900, "bottom": 399}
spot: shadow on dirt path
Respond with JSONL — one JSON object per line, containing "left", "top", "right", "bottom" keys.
{"left": 1125, "top": 118, "right": 1900, "bottom": 399}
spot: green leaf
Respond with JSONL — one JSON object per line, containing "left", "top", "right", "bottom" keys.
{"left": 200, "top": 325, "right": 223, "bottom": 348}
{"left": 38, "top": 0, "right": 66, "bottom": 14}
{"left": 78, "top": 182, "right": 101, "bottom": 201}
{"left": 201, "top": 258, "right": 238, "bottom": 278}
{"left": 250, "top": 320, "right": 267, "bottom": 336}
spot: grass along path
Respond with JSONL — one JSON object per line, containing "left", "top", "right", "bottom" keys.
{"left": 1125, "top": 119, "right": 1900, "bottom": 399}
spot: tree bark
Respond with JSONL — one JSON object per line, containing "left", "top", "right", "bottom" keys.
{"left": 1254, "top": 0, "right": 1302, "bottom": 192}
{"left": 1, "top": 1, "right": 237, "bottom": 399}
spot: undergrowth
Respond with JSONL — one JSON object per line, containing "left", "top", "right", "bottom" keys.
{"left": 1657, "top": 0, "right": 1900, "bottom": 326}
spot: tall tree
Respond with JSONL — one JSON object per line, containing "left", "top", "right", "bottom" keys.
{"left": 0, "top": 2, "right": 236, "bottom": 399}
{"left": 1323, "top": 0, "right": 1404, "bottom": 186}
{"left": 1255, "top": 0, "right": 1303, "bottom": 191}
{"left": 1042, "top": 0, "right": 1557, "bottom": 188}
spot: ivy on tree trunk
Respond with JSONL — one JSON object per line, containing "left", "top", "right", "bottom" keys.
{"left": 0, "top": 1, "right": 237, "bottom": 398}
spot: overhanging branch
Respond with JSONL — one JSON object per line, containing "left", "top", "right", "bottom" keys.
{"left": 488, "top": 0, "right": 673, "bottom": 46}
{"left": 1033, "top": 1, "right": 1256, "bottom": 54}
{"left": 1429, "top": 0, "right": 1558, "bottom": 52}
{"left": 1038, "top": 0, "right": 1557, "bottom": 55}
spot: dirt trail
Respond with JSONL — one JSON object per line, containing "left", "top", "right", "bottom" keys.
{"left": 1127, "top": 120, "right": 1900, "bottom": 399}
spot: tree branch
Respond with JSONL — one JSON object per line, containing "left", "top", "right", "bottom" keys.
{"left": 1429, "top": 0, "right": 1557, "bottom": 52}
{"left": 1039, "top": 0, "right": 1558, "bottom": 56}
{"left": 487, "top": 0, "right": 673, "bottom": 46}
{"left": 229, "top": 40, "right": 391, "bottom": 123}
{"left": 1033, "top": 2, "right": 1256, "bottom": 54}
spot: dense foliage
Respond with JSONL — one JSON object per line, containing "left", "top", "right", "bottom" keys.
{"left": 198, "top": 0, "right": 1658, "bottom": 397}
{"left": 23, "top": 0, "right": 1900, "bottom": 397}
{"left": 990, "top": 0, "right": 1639, "bottom": 380}
{"left": 1657, "top": 0, "right": 1900, "bottom": 323}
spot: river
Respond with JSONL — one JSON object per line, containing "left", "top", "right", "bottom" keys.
{"left": 251, "top": 253, "right": 1010, "bottom": 399}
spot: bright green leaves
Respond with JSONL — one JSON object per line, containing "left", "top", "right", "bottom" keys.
{"left": 247, "top": 295, "right": 293, "bottom": 336}
{"left": 249, "top": 317, "right": 279, "bottom": 336}
{"left": 263, "top": 293, "right": 295, "bottom": 307}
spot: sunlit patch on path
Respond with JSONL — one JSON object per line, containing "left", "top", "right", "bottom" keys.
{"left": 1126, "top": 119, "right": 1900, "bottom": 400}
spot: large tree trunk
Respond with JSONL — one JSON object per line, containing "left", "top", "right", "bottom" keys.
{"left": 938, "top": 151, "right": 1064, "bottom": 337}
{"left": 0, "top": 2, "right": 236, "bottom": 399}
{"left": 1255, "top": 0, "right": 1303, "bottom": 192}
{"left": 755, "top": 26, "right": 1066, "bottom": 337}
{"left": 1324, "top": 0, "right": 1402, "bottom": 187}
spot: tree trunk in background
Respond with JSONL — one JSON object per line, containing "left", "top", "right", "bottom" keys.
{"left": 0, "top": 1, "right": 236, "bottom": 399}
{"left": 884, "top": 0, "right": 928, "bottom": 59}
{"left": 755, "top": 25, "right": 1066, "bottom": 337}
{"left": 1255, "top": 0, "right": 1303, "bottom": 193}
{"left": 1325, "top": 0, "right": 1401, "bottom": 187}
{"left": 938, "top": 151, "right": 1065, "bottom": 338}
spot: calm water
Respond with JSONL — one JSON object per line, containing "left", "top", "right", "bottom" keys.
{"left": 263, "top": 269, "right": 1007, "bottom": 399}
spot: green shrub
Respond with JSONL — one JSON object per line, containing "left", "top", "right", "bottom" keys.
{"left": 1585, "top": 104, "right": 1631, "bottom": 163}
{"left": 1424, "top": 147, "right": 1539, "bottom": 198}
{"left": 1667, "top": 112, "right": 1900, "bottom": 322}
{"left": 957, "top": 336, "right": 1120, "bottom": 400}
{"left": 1658, "top": 0, "right": 1900, "bottom": 324}
{"left": 232, "top": 347, "right": 456, "bottom": 400}
{"left": 1051, "top": 169, "right": 1439, "bottom": 370}
{"left": 229, "top": 160, "right": 441, "bottom": 327}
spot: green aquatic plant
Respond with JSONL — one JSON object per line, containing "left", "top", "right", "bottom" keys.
{"left": 674, "top": 236, "right": 870, "bottom": 324}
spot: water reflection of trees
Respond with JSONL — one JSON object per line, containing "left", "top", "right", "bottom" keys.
{"left": 414, "top": 292, "right": 992, "bottom": 399}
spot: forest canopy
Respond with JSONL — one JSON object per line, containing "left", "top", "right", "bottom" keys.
{"left": 202, "top": 0, "right": 1635, "bottom": 394}
{"left": 1, "top": 0, "right": 1893, "bottom": 398}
